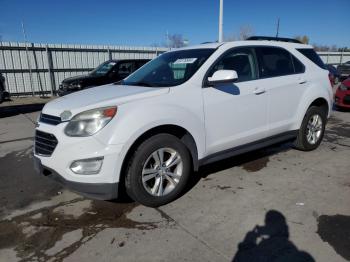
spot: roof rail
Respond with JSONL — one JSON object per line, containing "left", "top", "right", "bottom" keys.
{"left": 200, "top": 41, "right": 218, "bottom": 44}
{"left": 246, "top": 36, "right": 302, "bottom": 44}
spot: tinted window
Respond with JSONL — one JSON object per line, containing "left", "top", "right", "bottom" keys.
{"left": 117, "top": 62, "right": 134, "bottom": 75}
{"left": 208, "top": 47, "right": 257, "bottom": 82}
{"left": 90, "top": 61, "right": 117, "bottom": 76}
{"left": 257, "top": 47, "right": 294, "bottom": 77}
{"left": 292, "top": 56, "right": 305, "bottom": 74}
{"left": 297, "top": 48, "right": 325, "bottom": 69}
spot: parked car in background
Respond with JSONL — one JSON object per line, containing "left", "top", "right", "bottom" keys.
{"left": 337, "top": 61, "right": 350, "bottom": 80}
{"left": 335, "top": 78, "right": 350, "bottom": 109}
{"left": 325, "top": 64, "right": 340, "bottom": 85}
{"left": 0, "top": 73, "right": 10, "bottom": 103}
{"left": 34, "top": 38, "right": 332, "bottom": 207}
{"left": 57, "top": 59, "right": 150, "bottom": 96}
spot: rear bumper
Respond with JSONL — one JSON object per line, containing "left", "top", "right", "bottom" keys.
{"left": 34, "top": 156, "right": 119, "bottom": 200}
{"left": 335, "top": 89, "right": 350, "bottom": 108}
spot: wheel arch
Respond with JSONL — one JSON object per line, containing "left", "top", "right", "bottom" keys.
{"left": 294, "top": 95, "right": 331, "bottom": 130}
{"left": 308, "top": 97, "right": 329, "bottom": 115}
{"left": 118, "top": 124, "right": 199, "bottom": 195}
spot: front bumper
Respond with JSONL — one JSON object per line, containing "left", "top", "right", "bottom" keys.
{"left": 34, "top": 156, "right": 119, "bottom": 200}
{"left": 34, "top": 121, "right": 126, "bottom": 200}
{"left": 57, "top": 88, "right": 77, "bottom": 96}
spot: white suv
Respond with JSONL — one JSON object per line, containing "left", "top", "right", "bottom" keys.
{"left": 34, "top": 39, "right": 333, "bottom": 207}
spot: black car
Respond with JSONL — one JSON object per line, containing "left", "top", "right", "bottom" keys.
{"left": 337, "top": 61, "right": 350, "bottom": 80}
{"left": 0, "top": 73, "right": 10, "bottom": 103}
{"left": 57, "top": 59, "right": 150, "bottom": 96}
{"left": 325, "top": 64, "right": 341, "bottom": 85}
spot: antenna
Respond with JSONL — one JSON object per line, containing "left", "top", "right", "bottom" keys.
{"left": 166, "top": 30, "right": 170, "bottom": 48}
{"left": 276, "top": 18, "right": 280, "bottom": 38}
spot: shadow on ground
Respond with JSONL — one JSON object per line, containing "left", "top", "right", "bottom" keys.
{"left": 182, "top": 141, "right": 293, "bottom": 198}
{"left": 0, "top": 99, "right": 48, "bottom": 118}
{"left": 232, "top": 210, "right": 315, "bottom": 262}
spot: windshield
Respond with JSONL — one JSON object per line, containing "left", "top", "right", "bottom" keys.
{"left": 123, "top": 49, "right": 215, "bottom": 87}
{"left": 90, "top": 61, "right": 117, "bottom": 76}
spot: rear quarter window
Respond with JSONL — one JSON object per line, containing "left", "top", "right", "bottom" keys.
{"left": 297, "top": 48, "right": 326, "bottom": 69}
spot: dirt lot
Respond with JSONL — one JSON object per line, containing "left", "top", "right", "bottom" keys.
{"left": 0, "top": 109, "right": 349, "bottom": 262}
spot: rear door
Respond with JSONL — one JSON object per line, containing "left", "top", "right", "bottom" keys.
{"left": 255, "top": 47, "right": 306, "bottom": 136}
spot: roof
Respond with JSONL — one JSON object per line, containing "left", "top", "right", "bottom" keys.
{"left": 246, "top": 36, "right": 302, "bottom": 43}
{"left": 170, "top": 40, "right": 311, "bottom": 52}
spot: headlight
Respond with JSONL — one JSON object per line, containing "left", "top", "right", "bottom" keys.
{"left": 339, "top": 84, "right": 348, "bottom": 91}
{"left": 64, "top": 107, "right": 117, "bottom": 137}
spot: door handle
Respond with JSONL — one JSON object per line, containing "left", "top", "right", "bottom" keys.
{"left": 254, "top": 87, "right": 266, "bottom": 95}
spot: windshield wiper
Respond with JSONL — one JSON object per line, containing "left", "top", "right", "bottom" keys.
{"left": 123, "top": 81, "right": 154, "bottom": 87}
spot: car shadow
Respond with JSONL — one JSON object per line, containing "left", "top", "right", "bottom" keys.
{"left": 0, "top": 101, "right": 47, "bottom": 118}
{"left": 232, "top": 210, "right": 315, "bottom": 262}
{"left": 183, "top": 140, "right": 294, "bottom": 196}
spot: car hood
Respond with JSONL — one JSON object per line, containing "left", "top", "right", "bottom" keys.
{"left": 43, "top": 84, "right": 170, "bottom": 117}
{"left": 61, "top": 74, "right": 103, "bottom": 86}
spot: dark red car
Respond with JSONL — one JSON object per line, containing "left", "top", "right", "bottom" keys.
{"left": 335, "top": 78, "right": 350, "bottom": 109}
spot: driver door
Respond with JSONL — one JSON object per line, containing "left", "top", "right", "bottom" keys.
{"left": 109, "top": 61, "right": 134, "bottom": 82}
{"left": 202, "top": 47, "right": 268, "bottom": 155}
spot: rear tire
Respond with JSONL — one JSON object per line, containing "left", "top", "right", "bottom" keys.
{"left": 294, "top": 106, "right": 327, "bottom": 151}
{"left": 125, "top": 134, "right": 191, "bottom": 207}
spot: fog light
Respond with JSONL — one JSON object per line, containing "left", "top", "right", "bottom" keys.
{"left": 70, "top": 157, "right": 104, "bottom": 175}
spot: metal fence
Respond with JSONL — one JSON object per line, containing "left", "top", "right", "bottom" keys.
{"left": 0, "top": 42, "right": 167, "bottom": 96}
{"left": 0, "top": 41, "right": 349, "bottom": 97}
{"left": 318, "top": 51, "right": 350, "bottom": 66}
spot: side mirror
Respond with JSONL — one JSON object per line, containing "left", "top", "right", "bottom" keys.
{"left": 207, "top": 70, "right": 238, "bottom": 85}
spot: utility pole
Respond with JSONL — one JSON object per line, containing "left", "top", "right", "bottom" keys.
{"left": 276, "top": 18, "right": 280, "bottom": 38}
{"left": 166, "top": 30, "right": 170, "bottom": 49}
{"left": 21, "top": 21, "right": 34, "bottom": 96}
{"left": 218, "top": 0, "right": 224, "bottom": 42}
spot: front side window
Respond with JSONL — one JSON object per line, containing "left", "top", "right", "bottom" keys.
{"left": 257, "top": 47, "right": 294, "bottom": 78}
{"left": 208, "top": 47, "right": 258, "bottom": 82}
{"left": 90, "top": 61, "right": 117, "bottom": 76}
{"left": 116, "top": 62, "right": 134, "bottom": 75}
{"left": 123, "top": 49, "right": 215, "bottom": 87}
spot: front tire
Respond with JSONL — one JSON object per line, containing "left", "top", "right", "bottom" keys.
{"left": 294, "top": 106, "right": 327, "bottom": 151}
{"left": 125, "top": 134, "right": 191, "bottom": 207}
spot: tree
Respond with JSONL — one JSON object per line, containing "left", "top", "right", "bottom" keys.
{"left": 238, "top": 25, "right": 254, "bottom": 40}
{"left": 295, "top": 35, "right": 310, "bottom": 44}
{"left": 225, "top": 25, "right": 254, "bottom": 41}
{"left": 168, "top": 34, "right": 187, "bottom": 48}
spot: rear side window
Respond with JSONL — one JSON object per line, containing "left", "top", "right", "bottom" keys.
{"left": 292, "top": 56, "right": 305, "bottom": 74}
{"left": 297, "top": 48, "right": 325, "bottom": 69}
{"left": 256, "top": 47, "right": 295, "bottom": 77}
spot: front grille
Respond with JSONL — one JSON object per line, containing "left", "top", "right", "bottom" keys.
{"left": 39, "top": 114, "right": 62, "bottom": 125}
{"left": 35, "top": 130, "right": 58, "bottom": 156}
{"left": 344, "top": 95, "right": 350, "bottom": 105}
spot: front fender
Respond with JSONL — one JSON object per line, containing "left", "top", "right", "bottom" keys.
{"left": 96, "top": 100, "right": 206, "bottom": 158}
